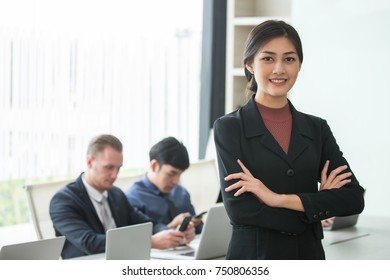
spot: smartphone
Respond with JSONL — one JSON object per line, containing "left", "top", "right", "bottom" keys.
{"left": 178, "top": 216, "right": 192, "bottom": 231}
{"left": 192, "top": 211, "right": 207, "bottom": 219}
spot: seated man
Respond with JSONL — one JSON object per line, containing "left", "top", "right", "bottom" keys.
{"left": 50, "top": 134, "right": 195, "bottom": 259}
{"left": 125, "top": 137, "right": 203, "bottom": 234}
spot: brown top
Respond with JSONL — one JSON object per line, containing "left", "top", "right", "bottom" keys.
{"left": 256, "top": 102, "right": 292, "bottom": 155}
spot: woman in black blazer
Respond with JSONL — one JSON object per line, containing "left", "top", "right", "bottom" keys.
{"left": 213, "top": 20, "right": 365, "bottom": 260}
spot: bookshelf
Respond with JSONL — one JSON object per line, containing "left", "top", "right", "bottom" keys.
{"left": 225, "top": 0, "right": 291, "bottom": 112}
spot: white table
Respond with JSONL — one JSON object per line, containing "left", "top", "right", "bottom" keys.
{"left": 71, "top": 215, "right": 390, "bottom": 260}
{"left": 323, "top": 215, "right": 390, "bottom": 259}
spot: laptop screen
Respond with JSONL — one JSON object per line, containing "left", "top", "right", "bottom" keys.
{"left": 105, "top": 222, "right": 152, "bottom": 260}
{"left": 0, "top": 236, "right": 65, "bottom": 260}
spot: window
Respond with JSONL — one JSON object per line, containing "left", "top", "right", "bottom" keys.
{"left": 0, "top": 0, "right": 203, "bottom": 227}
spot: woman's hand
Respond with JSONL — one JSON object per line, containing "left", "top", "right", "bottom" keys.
{"left": 320, "top": 160, "right": 352, "bottom": 191}
{"left": 224, "top": 159, "right": 304, "bottom": 211}
{"left": 224, "top": 159, "right": 280, "bottom": 207}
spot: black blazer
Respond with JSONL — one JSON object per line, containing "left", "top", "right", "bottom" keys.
{"left": 213, "top": 96, "right": 365, "bottom": 259}
{"left": 49, "top": 174, "right": 159, "bottom": 259}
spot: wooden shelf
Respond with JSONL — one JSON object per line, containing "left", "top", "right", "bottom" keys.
{"left": 225, "top": 0, "right": 292, "bottom": 113}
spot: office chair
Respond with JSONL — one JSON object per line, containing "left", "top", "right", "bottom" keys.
{"left": 24, "top": 179, "right": 72, "bottom": 240}
{"left": 180, "top": 159, "right": 221, "bottom": 213}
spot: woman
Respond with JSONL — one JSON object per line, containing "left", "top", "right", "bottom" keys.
{"left": 213, "top": 20, "right": 365, "bottom": 260}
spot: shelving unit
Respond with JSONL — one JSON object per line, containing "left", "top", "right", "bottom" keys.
{"left": 225, "top": 0, "right": 291, "bottom": 112}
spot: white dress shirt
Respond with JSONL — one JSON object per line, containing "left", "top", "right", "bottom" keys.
{"left": 82, "top": 175, "right": 116, "bottom": 231}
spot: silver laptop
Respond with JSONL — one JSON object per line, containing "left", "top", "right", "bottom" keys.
{"left": 323, "top": 214, "right": 361, "bottom": 231}
{"left": 0, "top": 236, "right": 65, "bottom": 260}
{"left": 105, "top": 222, "right": 152, "bottom": 260}
{"left": 151, "top": 203, "right": 232, "bottom": 260}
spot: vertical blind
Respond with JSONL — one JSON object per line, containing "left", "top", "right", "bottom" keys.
{"left": 0, "top": 3, "right": 202, "bottom": 181}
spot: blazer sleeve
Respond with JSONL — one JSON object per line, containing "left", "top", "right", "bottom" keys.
{"left": 214, "top": 115, "right": 307, "bottom": 234}
{"left": 297, "top": 119, "right": 365, "bottom": 223}
{"left": 49, "top": 188, "right": 106, "bottom": 256}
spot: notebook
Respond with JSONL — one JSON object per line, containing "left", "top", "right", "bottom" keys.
{"left": 105, "top": 222, "right": 152, "bottom": 260}
{"left": 0, "top": 236, "right": 65, "bottom": 260}
{"left": 151, "top": 203, "right": 232, "bottom": 260}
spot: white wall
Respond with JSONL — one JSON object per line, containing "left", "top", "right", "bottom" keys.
{"left": 290, "top": 0, "right": 390, "bottom": 217}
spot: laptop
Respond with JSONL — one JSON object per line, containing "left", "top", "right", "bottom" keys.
{"left": 0, "top": 236, "right": 65, "bottom": 260}
{"left": 151, "top": 203, "right": 232, "bottom": 260}
{"left": 322, "top": 214, "right": 361, "bottom": 231}
{"left": 105, "top": 222, "right": 152, "bottom": 260}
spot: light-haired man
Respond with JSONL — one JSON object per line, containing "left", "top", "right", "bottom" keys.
{"left": 50, "top": 134, "right": 195, "bottom": 259}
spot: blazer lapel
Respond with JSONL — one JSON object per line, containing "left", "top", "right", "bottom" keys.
{"left": 73, "top": 174, "right": 110, "bottom": 233}
{"left": 74, "top": 175, "right": 102, "bottom": 223}
{"left": 287, "top": 101, "right": 314, "bottom": 164}
{"left": 107, "top": 190, "right": 119, "bottom": 225}
{"left": 242, "top": 97, "right": 314, "bottom": 165}
{"left": 242, "top": 96, "right": 289, "bottom": 163}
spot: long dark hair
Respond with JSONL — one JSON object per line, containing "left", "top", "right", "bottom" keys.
{"left": 243, "top": 20, "right": 303, "bottom": 95}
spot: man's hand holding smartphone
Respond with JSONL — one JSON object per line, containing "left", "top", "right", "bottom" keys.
{"left": 178, "top": 216, "right": 192, "bottom": 231}
{"left": 191, "top": 211, "right": 206, "bottom": 227}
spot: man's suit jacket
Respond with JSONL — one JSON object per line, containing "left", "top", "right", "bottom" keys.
{"left": 213, "top": 95, "right": 365, "bottom": 259}
{"left": 49, "top": 174, "right": 159, "bottom": 259}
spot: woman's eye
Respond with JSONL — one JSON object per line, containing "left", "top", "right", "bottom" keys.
{"left": 285, "top": 57, "right": 296, "bottom": 62}
{"left": 262, "top": 57, "right": 273, "bottom": 62}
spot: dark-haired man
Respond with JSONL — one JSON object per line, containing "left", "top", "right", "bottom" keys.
{"left": 50, "top": 134, "right": 195, "bottom": 259}
{"left": 125, "top": 137, "right": 203, "bottom": 234}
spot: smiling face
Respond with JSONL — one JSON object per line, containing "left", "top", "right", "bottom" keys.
{"left": 246, "top": 36, "right": 301, "bottom": 108}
